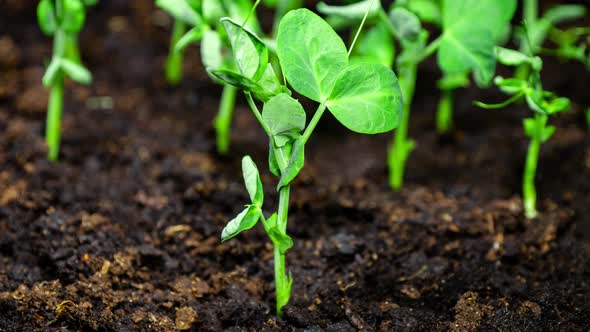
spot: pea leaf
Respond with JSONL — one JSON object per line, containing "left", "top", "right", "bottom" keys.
{"left": 37, "top": 0, "right": 57, "bottom": 35}
{"left": 201, "top": 30, "right": 225, "bottom": 71}
{"left": 317, "top": 0, "right": 381, "bottom": 20}
{"left": 351, "top": 21, "right": 394, "bottom": 67}
{"left": 62, "top": 0, "right": 86, "bottom": 33}
{"left": 60, "top": 58, "right": 92, "bottom": 84}
{"left": 221, "top": 205, "right": 261, "bottom": 242}
{"left": 438, "top": 0, "right": 517, "bottom": 85}
{"left": 268, "top": 142, "right": 281, "bottom": 177}
{"left": 407, "top": 0, "right": 441, "bottom": 25}
{"left": 437, "top": 72, "right": 469, "bottom": 90}
{"left": 209, "top": 69, "right": 277, "bottom": 101}
{"left": 263, "top": 94, "right": 306, "bottom": 147}
{"left": 256, "top": 65, "right": 283, "bottom": 98}
{"left": 42, "top": 58, "right": 62, "bottom": 87}
{"left": 277, "top": 136, "right": 304, "bottom": 190}
{"left": 542, "top": 5, "right": 586, "bottom": 26}
{"left": 156, "top": 0, "right": 202, "bottom": 26}
{"left": 277, "top": 9, "right": 348, "bottom": 102}
{"left": 221, "top": 18, "right": 269, "bottom": 81}
{"left": 389, "top": 7, "right": 422, "bottom": 41}
{"left": 202, "top": 0, "right": 227, "bottom": 26}
{"left": 242, "top": 156, "right": 264, "bottom": 206}
{"left": 326, "top": 63, "right": 403, "bottom": 134}
{"left": 266, "top": 214, "right": 294, "bottom": 254}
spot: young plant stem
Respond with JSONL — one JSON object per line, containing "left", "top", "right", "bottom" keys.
{"left": 436, "top": 89, "right": 454, "bottom": 133}
{"left": 517, "top": 0, "right": 538, "bottom": 80}
{"left": 165, "top": 20, "right": 187, "bottom": 85}
{"left": 523, "top": 114, "right": 545, "bottom": 219}
{"left": 389, "top": 61, "right": 417, "bottom": 190}
{"left": 274, "top": 184, "right": 290, "bottom": 315}
{"left": 214, "top": 84, "right": 238, "bottom": 154}
{"left": 46, "top": 28, "right": 66, "bottom": 162}
{"left": 47, "top": 75, "right": 64, "bottom": 162}
{"left": 64, "top": 34, "right": 81, "bottom": 64}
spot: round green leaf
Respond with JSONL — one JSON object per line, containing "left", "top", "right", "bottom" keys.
{"left": 37, "top": 0, "right": 57, "bottom": 35}
{"left": 326, "top": 63, "right": 402, "bottom": 134}
{"left": 263, "top": 93, "right": 306, "bottom": 147}
{"left": 62, "top": 0, "right": 86, "bottom": 33}
{"left": 277, "top": 9, "right": 348, "bottom": 102}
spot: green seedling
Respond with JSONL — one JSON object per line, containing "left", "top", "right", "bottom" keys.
{"left": 476, "top": 45, "right": 570, "bottom": 219}
{"left": 215, "top": 4, "right": 402, "bottom": 315}
{"left": 515, "top": 0, "right": 587, "bottom": 78}
{"left": 37, "top": 0, "right": 94, "bottom": 161}
{"left": 156, "top": 0, "right": 300, "bottom": 155}
{"left": 318, "top": 0, "right": 516, "bottom": 189}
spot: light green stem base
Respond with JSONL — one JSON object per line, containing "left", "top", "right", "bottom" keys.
{"left": 214, "top": 84, "right": 238, "bottom": 155}
{"left": 523, "top": 115, "right": 544, "bottom": 219}
{"left": 165, "top": 20, "right": 186, "bottom": 85}
{"left": 274, "top": 184, "right": 291, "bottom": 316}
{"left": 436, "top": 89, "right": 454, "bottom": 133}
{"left": 388, "top": 62, "right": 417, "bottom": 190}
{"left": 46, "top": 76, "right": 64, "bottom": 162}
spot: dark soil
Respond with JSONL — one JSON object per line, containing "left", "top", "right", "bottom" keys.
{"left": 1, "top": 1, "right": 589, "bottom": 331}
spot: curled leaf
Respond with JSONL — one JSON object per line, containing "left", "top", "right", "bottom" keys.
{"left": 242, "top": 156, "right": 264, "bottom": 206}
{"left": 221, "top": 205, "right": 261, "bottom": 242}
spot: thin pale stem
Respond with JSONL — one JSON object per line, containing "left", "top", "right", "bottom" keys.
{"left": 165, "top": 20, "right": 186, "bottom": 85}
{"left": 244, "top": 92, "right": 272, "bottom": 136}
{"left": 302, "top": 102, "right": 327, "bottom": 143}
{"left": 348, "top": 0, "right": 377, "bottom": 56}
{"left": 523, "top": 114, "right": 545, "bottom": 219}
{"left": 389, "top": 61, "right": 417, "bottom": 190}
{"left": 47, "top": 75, "right": 64, "bottom": 162}
{"left": 214, "top": 84, "right": 238, "bottom": 154}
{"left": 436, "top": 89, "right": 454, "bottom": 133}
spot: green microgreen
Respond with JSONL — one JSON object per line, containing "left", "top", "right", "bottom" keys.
{"left": 317, "top": 0, "right": 516, "bottom": 189}
{"left": 37, "top": 0, "right": 96, "bottom": 161}
{"left": 515, "top": 0, "right": 587, "bottom": 78}
{"left": 215, "top": 3, "right": 402, "bottom": 315}
{"left": 156, "top": 0, "right": 301, "bottom": 155}
{"left": 476, "top": 32, "right": 571, "bottom": 219}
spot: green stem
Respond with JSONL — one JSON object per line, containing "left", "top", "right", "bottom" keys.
{"left": 214, "top": 84, "right": 238, "bottom": 155}
{"left": 523, "top": 114, "right": 545, "bottom": 219}
{"left": 47, "top": 75, "right": 64, "bottom": 162}
{"left": 524, "top": 0, "right": 538, "bottom": 28}
{"left": 388, "top": 62, "right": 417, "bottom": 190}
{"left": 436, "top": 89, "right": 454, "bottom": 133}
{"left": 64, "top": 33, "right": 81, "bottom": 64}
{"left": 302, "top": 102, "right": 327, "bottom": 143}
{"left": 586, "top": 108, "right": 590, "bottom": 132}
{"left": 165, "top": 20, "right": 186, "bottom": 85}
{"left": 274, "top": 183, "right": 291, "bottom": 316}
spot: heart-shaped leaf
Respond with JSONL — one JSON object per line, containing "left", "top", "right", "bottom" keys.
{"left": 327, "top": 63, "right": 403, "bottom": 134}
{"left": 277, "top": 9, "right": 348, "bottom": 102}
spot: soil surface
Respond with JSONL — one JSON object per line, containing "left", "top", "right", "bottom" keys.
{"left": 1, "top": 1, "right": 589, "bottom": 331}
